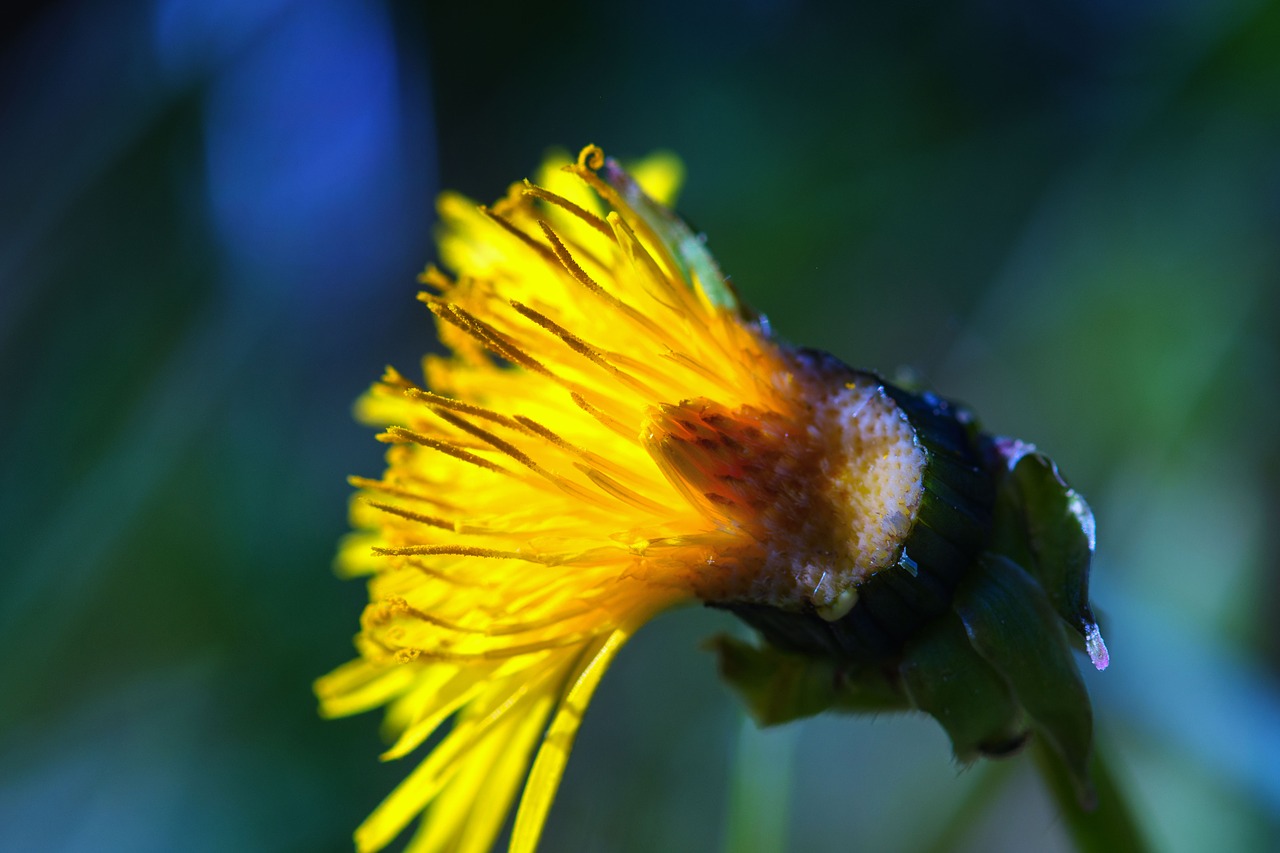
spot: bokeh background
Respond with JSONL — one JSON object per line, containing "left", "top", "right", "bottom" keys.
{"left": 2, "top": 0, "right": 1278, "bottom": 850}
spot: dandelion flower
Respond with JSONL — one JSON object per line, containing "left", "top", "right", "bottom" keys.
{"left": 317, "top": 145, "right": 1109, "bottom": 852}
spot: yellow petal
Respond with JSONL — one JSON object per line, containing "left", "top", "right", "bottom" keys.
{"left": 403, "top": 685, "right": 554, "bottom": 853}
{"left": 628, "top": 151, "right": 683, "bottom": 207}
{"left": 324, "top": 144, "right": 796, "bottom": 853}
{"left": 314, "top": 658, "right": 415, "bottom": 719}
{"left": 509, "top": 618, "right": 641, "bottom": 853}
{"left": 354, "top": 661, "right": 564, "bottom": 853}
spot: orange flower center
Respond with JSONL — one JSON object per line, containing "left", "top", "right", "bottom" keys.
{"left": 644, "top": 352, "right": 928, "bottom": 619}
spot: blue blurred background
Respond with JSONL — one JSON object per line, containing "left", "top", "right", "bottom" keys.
{"left": 1, "top": 1, "right": 1277, "bottom": 850}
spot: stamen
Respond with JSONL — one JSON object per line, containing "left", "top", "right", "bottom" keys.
{"left": 347, "top": 476, "right": 461, "bottom": 511}
{"left": 380, "top": 427, "right": 514, "bottom": 477}
{"left": 564, "top": 160, "right": 684, "bottom": 283}
{"left": 426, "top": 298, "right": 641, "bottom": 433}
{"left": 481, "top": 205, "right": 561, "bottom": 265}
{"left": 383, "top": 596, "right": 486, "bottom": 633}
{"left": 374, "top": 544, "right": 550, "bottom": 563}
{"left": 571, "top": 392, "right": 637, "bottom": 441}
{"left": 513, "top": 415, "right": 651, "bottom": 486}
{"left": 510, "top": 301, "right": 663, "bottom": 399}
{"left": 366, "top": 500, "right": 461, "bottom": 533}
{"left": 420, "top": 408, "right": 611, "bottom": 509}
{"left": 510, "top": 414, "right": 580, "bottom": 454}
{"left": 537, "top": 221, "right": 675, "bottom": 343}
{"left": 536, "top": 221, "right": 612, "bottom": 294}
{"left": 425, "top": 300, "right": 556, "bottom": 379}
{"left": 405, "top": 389, "right": 528, "bottom": 432}
{"left": 384, "top": 595, "right": 609, "bottom": 638}
{"left": 429, "top": 410, "right": 542, "bottom": 472}
{"left": 362, "top": 503, "right": 513, "bottom": 540}
{"left": 521, "top": 181, "right": 614, "bottom": 240}
{"left": 393, "top": 631, "right": 596, "bottom": 662}
{"left": 577, "top": 144, "right": 605, "bottom": 170}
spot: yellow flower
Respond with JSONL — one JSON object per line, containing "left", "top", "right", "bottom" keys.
{"left": 315, "top": 145, "right": 942, "bottom": 852}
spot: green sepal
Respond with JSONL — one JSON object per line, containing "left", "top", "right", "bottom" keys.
{"left": 708, "top": 634, "right": 907, "bottom": 727}
{"left": 989, "top": 447, "right": 1102, "bottom": 650}
{"left": 953, "top": 554, "right": 1096, "bottom": 806}
{"left": 600, "top": 158, "right": 742, "bottom": 314}
{"left": 900, "top": 612, "right": 1026, "bottom": 763}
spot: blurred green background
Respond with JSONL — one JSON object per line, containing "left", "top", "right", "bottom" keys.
{"left": 2, "top": 0, "right": 1278, "bottom": 850}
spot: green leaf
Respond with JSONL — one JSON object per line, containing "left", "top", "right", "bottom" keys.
{"left": 900, "top": 612, "right": 1026, "bottom": 763}
{"left": 708, "top": 634, "right": 906, "bottom": 727}
{"left": 989, "top": 446, "right": 1108, "bottom": 669}
{"left": 953, "top": 554, "right": 1096, "bottom": 805}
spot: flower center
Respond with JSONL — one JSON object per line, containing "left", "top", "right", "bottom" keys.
{"left": 642, "top": 351, "right": 927, "bottom": 620}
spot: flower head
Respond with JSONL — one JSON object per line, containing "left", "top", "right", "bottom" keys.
{"left": 318, "top": 145, "right": 1108, "bottom": 852}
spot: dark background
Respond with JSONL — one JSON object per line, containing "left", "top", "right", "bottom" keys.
{"left": 1, "top": 0, "right": 1278, "bottom": 850}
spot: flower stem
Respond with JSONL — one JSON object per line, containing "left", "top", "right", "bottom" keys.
{"left": 724, "top": 716, "right": 796, "bottom": 853}
{"left": 911, "top": 758, "right": 1018, "bottom": 853}
{"left": 1032, "top": 736, "right": 1151, "bottom": 853}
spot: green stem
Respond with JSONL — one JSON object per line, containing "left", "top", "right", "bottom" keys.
{"left": 911, "top": 758, "right": 1018, "bottom": 853}
{"left": 1032, "top": 737, "right": 1150, "bottom": 853}
{"left": 723, "top": 716, "right": 796, "bottom": 853}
